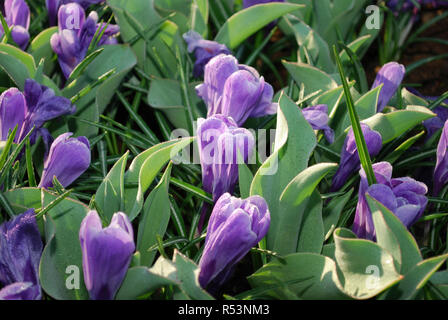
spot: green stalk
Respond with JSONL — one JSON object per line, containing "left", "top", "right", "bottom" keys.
{"left": 333, "top": 46, "right": 376, "bottom": 186}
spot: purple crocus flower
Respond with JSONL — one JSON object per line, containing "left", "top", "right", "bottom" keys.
{"left": 79, "top": 210, "right": 135, "bottom": 300}
{"left": 354, "top": 162, "right": 428, "bottom": 240}
{"left": 243, "top": 0, "right": 285, "bottom": 8}
{"left": 0, "top": 209, "right": 43, "bottom": 300}
{"left": 302, "top": 104, "right": 335, "bottom": 144}
{"left": 372, "top": 62, "right": 406, "bottom": 113}
{"left": 434, "top": 120, "right": 448, "bottom": 196}
{"left": 331, "top": 123, "right": 382, "bottom": 191}
{"left": 46, "top": 0, "right": 104, "bottom": 26}
{"left": 0, "top": 79, "right": 75, "bottom": 144}
{"left": 0, "top": 0, "right": 30, "bottom": 50}
{"left": 50, "top": 3, "right": 119, "bottom": 79}
{"left": 39, "top": 132, "right": 91, "bottom": 189}
{"left": 197, "top": 115, "right": 255, "bottom": 202}
{"left": 196, "top": 54, "right": 277, "bottom": 126}
{"left": 183, "top": 30, "right": 231, "bottom": 78}
{"left": 198, "top": 193, "right": 270, "bottom": 291}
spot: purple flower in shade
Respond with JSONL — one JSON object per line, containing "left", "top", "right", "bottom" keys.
{"left": 0, "top": 79, "right": 75, "bottom": 145}
{"left": 331, "top": 123, "right": 382, "bottom": 191}
{"left": 197, "top": 115, "right": 255, "bottom": 202}
{"left": 198, "top": 193, "right": 270, "bottom": 291}
{"left": 302, "top": 104, "right": 335, "bottom": 144}
{"left": 243, "top": 0, "right": 285, "bottom": 8}
{"left": 46, "top": 0, "right": 104, "bottom": 26}
{"left": 0, "top": 209, "right": 43, "bottom": 300}
{"left": 354, "top": 162, "right": 428, "bottom": 240}
{"left": 196, "top": 54, "right": 277, "bottom": 126}
{"left": 424, "top": 106, "right": 448, "bottom": 139}
{"left": 0, "top": 0, "right": 30, "bottom": 50}
{"left": 50, "top": 3, "right": 119, "bottom": 79}
{"left": 39, "top": 132, "right": 91, "bottom": 189}
{"left": 372, "top": 62, "right": 406, "bottom": 113}
{"left": 434, "top": 120, "right": 448, "bottom": 196}
{"left": 79, "top": 210, "right": 135, "bottom": 300}
{"left": 183, "top": 30, "right": 231, "bottom": 78}
{"left": 388, "top": 0, "right": 448, "bottom": 14}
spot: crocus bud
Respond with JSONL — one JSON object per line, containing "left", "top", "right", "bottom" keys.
{"left": 0, "top": 88, "right": 26, "bottom": 142}
{"left": 302, "top": 104, "right": 335, "bottom": 144}
{"left": 331, "top": 123, "right": 382, "bottom": 191}
{"left": 198, "top": 193, "right": 270, "bottom": 290}
{"left": 0, "top": 0, "right": 30, "bottom": 50}
{"left": 46, "top": 0, "right": 104, "bottom": 26}
{"left": 0, "top": 209, "right": 43, "bottom": 300}
{"left": 196, "top": 54, "right": 277, "bottom": 126}
{"left": 39, "top": 132, "right": 91, "bottom": 189}
{"left": 50, "top": 3, "right": 119, "bottom": 78}
{"left": 79, "top": 211, "right": 135, "bottom": 300}
{"left": 371, "top": 62, "right": 405, "bottom": 113}
{"left": 434, "top": 120, "right": 448, "bottom": 196}
{"left": 183, "top": 30, "right": 231, "bottom": 78}
{"left": 197, "top": 115, "right": 255, "bottom": 201}
{"left": 354, "top": 162, "right": 428, "bottom": 240}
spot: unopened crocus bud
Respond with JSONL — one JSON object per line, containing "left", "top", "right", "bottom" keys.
{"left": 39, "top": 132, "right": 91, "bottom": 189}
{"left": 183, "top": 30, "right": 231, "bottom": 78}
{"left": 0, "top": 209, "right": 43, "bottom": 300}
{"left": 198, "top": 193, "right": 270, "bottom": 291}
{"left": 434, "top": 120, "right": 448, "bottom": 196}
{"left": 331, "top": 123, "right": 382, "bottom": 191}
{"left": 51, "top": 3, "right": 119, "bottom": 78}
{"left": 196, "top": 54, "right": 277, "bottom": 126}
{"left": 46, "top": 0, "right": 104, "bottom": 25}
{"left": 372, "top": 62, "right": 405, "bottom": 112}
{"left": 197, "top": 115, "right": 255, "bottom": 201}
{"left": 0, "top": 0, "right": 30, "bottom": 50}
{"left": 354, "top": 162, "right": 428, "bottom": 240}
{"left": 79, "top": 211, "right": 135, "bottom": 300}
{"left": 302, "top": 104, "right": 335, "bottom": 144}
{"left": 0, "top": 88, "right": 27, "bottom": 142}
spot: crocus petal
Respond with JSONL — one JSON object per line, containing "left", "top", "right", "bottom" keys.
{"left": 46, "top": 0, "right": 61, "bottom": 25}
{"left": 183, "top": 30, "right": 231, "bottom": 78}
{"left": 0, "top": 209, "right": 42, "bottom": 300}
{"left": 39, "top": 132, "right": 91, "bottom": 188}
{"left": 199, "top": 193, "right": 270, "bottom": 291}
{"left": 331, "top": 123, "right": 382, "bottom": 191}
{"left": 80, "top": 211, "right": 135, "bottom": 300}
{"left": 10, "top": 25, "right": 29, "bottom": 50}
{"left": 58, "top": 3, "right": 85, "bottom": 31}
{"left": 5, "top": 0, "right": 30, "bottom": 29}
{"left": 0, "top": 282, "right": 37, "bottom": 300}
{"left": 302, "top": 104, "right": 335, "bottom": 144}
{"left": 372, "top": 62, "right": 405, "bottom": 112}
{"left": 0, "top": 88, "right": 26, "bottom": 141}
{"left": 434, "top": 120, "right": 448, "bottom": 195}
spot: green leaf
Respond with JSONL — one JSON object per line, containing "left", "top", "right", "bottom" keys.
{"left": 282, "top": 14, "right": 335, "bottom": 73}
{"left": 274, "top": 163, "right": 337, "bottom": 254}
{"left": 333, "top": 228, "right": 402, "bottom": 299}
{"left": 283, "top": 61, "right": 338, "bottom": 96}
{"left": 311, "top": 84, "right": 345, "bottom": 117}
{"left": 39, "top": 190, "right": 90, "bottom": 300}
{"left": 248, "top": 253, "right": 347, "bottom": 299}
{"left": 386, "top": 254, "right": 448, "bottom": 300}
{"left": 137, "top": 162, "right": 172, "bottom": 266}
{"left": 3, "top": 188, "right": 42, "bottom": 214}
{"left": 362, "top": 105, "right": 436, "bottom": 144}
{"left": 367, "top": 195, "right": 422, "bottom": 274}
{"left": 296, "top": 191, "right": 324, "bottom": 254}
{"left": 172, "top": 250, "right": 214, "bottom": 300}
{"left": 116, "top": 266, "right": 178, "bottom": 300}
{"left": 147, "top": 78, "right": 203, "bottom": 129}
{"left": 124, "top": 137, "right": 193, "bottom": 220}
{"left": 322, "top": 189, "right": 353, "bottom": 240}
{"left": 250, "top": 93, "right": 317, "bottom": 252}
{"left": 28, "top": 27, "right": 58, "bottom": 74}
{"left": 94, "top": 151, "right": 129, "bottom": 222}
{"left": 215, "top": 3, "right": 304, "bottom": 49}
{"left": 190, "top": 0, "right": 209, "bottom": 37}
